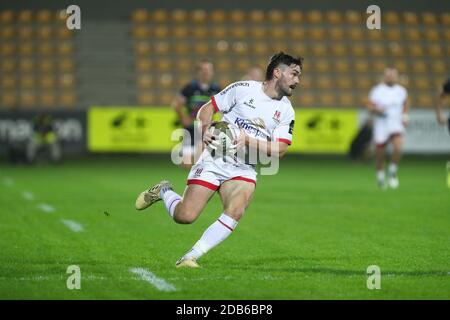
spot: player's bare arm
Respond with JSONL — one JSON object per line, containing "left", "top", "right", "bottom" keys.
{"left": 436, "top": 90, "right": 448, "bottom": 125}
{"left": 235, "top": 131, "right": 289, "bottom": 158}
{"left": 402, "top": 98, "right": 410, "bottom": 126}
{"left": 367, "top": 100, "right": 385, "bottom": 116}
{"left": 196, "top": 100, "right": 216, "bottom": 146}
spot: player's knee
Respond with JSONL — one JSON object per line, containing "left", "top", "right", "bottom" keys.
{"left": 173, "top": 208, "right": 198, "bottom": 224}
{"left": 224, "top": 206, "right": 245, "bottom": 221}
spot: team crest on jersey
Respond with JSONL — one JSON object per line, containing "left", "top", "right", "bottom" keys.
{"left": 243, "top": 98, "right": 256, "bottom": 109}
{"left": 194, "top": 167, "right": 203, "bottom": 177}
{"left": 273, "top": 111, "right": 281, "bottom": 124}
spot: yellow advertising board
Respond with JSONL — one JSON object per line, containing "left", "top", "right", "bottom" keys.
{"left": 88, "top": 107, "right": 178, "bottom": 152}
{"left": 289, "top": 109, "right": 358, "bottom": 153}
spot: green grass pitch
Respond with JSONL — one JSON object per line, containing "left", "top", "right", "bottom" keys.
{"left": 0, "top": 155, "right": 449, "bottom": 299}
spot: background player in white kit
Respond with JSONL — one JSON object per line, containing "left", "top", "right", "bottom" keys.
{"left": 135, "top": 52, "right": 302, "bottom": 268}
{"left": 367, "top": 68, "right": 409, "bottom": 189}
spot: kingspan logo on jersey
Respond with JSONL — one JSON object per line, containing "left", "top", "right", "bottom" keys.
{"left": 234, "top": 117, "right": 269, "bottom": 140}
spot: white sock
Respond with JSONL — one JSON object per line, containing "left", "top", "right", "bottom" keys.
{"left": 377, "top": 170, "right": 385, "bottom": 182}
{"left": 183, "top": 213, "right": 238, "bottom": 260}
{"left": 160, "top": 189, "right": 181, "bottom": 218}
{"left": 388, "top": 163, "right": 398, "bottom": 175}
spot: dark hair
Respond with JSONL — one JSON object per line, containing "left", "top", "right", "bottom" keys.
{"left": 265, "top": 52, "right": 304, "bottom": 81}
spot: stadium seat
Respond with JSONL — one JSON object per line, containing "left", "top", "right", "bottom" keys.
{"left": 409, "top": 44, "right": 424, "bottom": 57}
{"left": 1, "top": 75, "right": 16, "bottom": 89}
{"left": 388, "top": 42, "right": 405, "bottom": 57}
{"left": 369, "top": 43, "right": 386, "bottom": 57}
{"left": 57, "top": 27, "right": 72, "bottom": 39}
{"left": 428, "top": 44, "right": 443, "bottom": 57}
{"left": 329, "top": 28, "right": 344, "bottom": 40}
{"left": 268, "top": 10, "right": 284, "bottom": 24}
{"left": 354, "top": 60, "right": 369, "bottom": 73}
{"left": 40, "top": 74, "right": 56, "bottom": 89}
{"left": 413, "top": 78, "right": 431, "bottom": 90}
{"left": 1, "top": 42, "right": 15, "bottom": 56}
{"left": 299, "top": 75, "right": 312, "bottom": 89}
{"left": 214, "top": 40, "right": 229, "bottom": 54}
{"left": 40, "top": 92, "right": 56, "bottom": 107}
{"left": 18, "top": 10, "right": 33, "bottom": 23}
{"left": 19, "top": 42, "right": 34, "bottom": 56}
{"left": 411, "top": 60, "right": 428, "bottom": 73}
{"left": 159, "top": 73, "right": 173, "bottom": 88}
{"left": 59, "top": 92, "right": 77, "bottom": 108}
{"left": 347, "top": 27, "right": 364, "bottom": 40}
{"left": 230, "top": 26, "right": 246, "bottom": 39}
{"left": 442, "top": 13, "right": 450, "bottom": 25}
{"left": 339, "top": 92, "right": 355, "bottom": 106}
{"left": 1, "top": 91, "right": 16, "bottom": 108}
{"left": 384, "top": 11, "right": 400, "bottom": 24}
{"left": 216, "top": 59, "right": 232, "bottom": 72}
{"left": 288, "top": 10, "right": 303, "bottom": 24}
{"left": 405, "top": 28, "right": 421, "bottom": 41}
{"left": 306, "top": 10, "right": 323, "bottom": 23}
{"left": 131, "top": 9, "right": 148, "bottom": 24}
{"left": 193, "top": 26, "right": 208, "bottom": 38}
{"left": 36, "top": 10, "right": 52, "bottom": 24}
{"left": 250, "top": 27, "right": 267, "bottom": 39}
{"left": 18, "top": 26, "right": 33, "bottom": 39}
{"left": 232, "top": 41, "right": 248, "bottom": 54}
{"left": 1, "top": 26, "right": 15, "bottom": 40}
{"left": 366, "top": 29, "right": 383, "bottom": 40}
{"left": 319, "top": 93, "right": 335, "bottom": 106}
{"left": 392, "top": 60, "right": 407, "bottom": 73}
{"left": 171, "top": 9, "right": 187, "bottom": 23}
{"left": 19, "top": 58, "right": 34, "bottom": 72}
{"left": 173, "top": 25, "right": 189, "bottom": 38}
{"left": 270, "top": 26, "right": 286, "bottom": 38}
{"left": 403, "top": 12, "right": 418, "bottom": 25}
{"left": 350, "top": 43, "right": 366, "bottom": 56}
{"left": 314, "top": 59, "right": 331, "bottom": 73}
{"left": 38, "top": 42, "right": 53, "bottom": 56}
{"left": 59, "top": 73, "right": 75, "bottom": 89}
{"left": 422, "top": 12, "right": 438, "bottom": 25}
{"left": 153, "top": 9, "right": 168, "bottom": 23}
{"left": 0, "top": 10, "right": 14, "bottom": 24}
{"left": 355, "top": 76, "right": 372, "bottom": 90}
{"left": 417, "top": 93, "right": 433, "bottom": 107}
{"left": 154, "top": 26, "right": 169, "bottom": 39}
{"left": 310, "top": 43, "right": 327, "bottom": 57}
{"left": 335, "top": 60, "right": 351, "bottom": 73}
{"left": 290, "top": 28, "right": 305, "bottom": 40}
{"left": 298, "top": 92, "right": 315, "bottom": 106}
{"left": 1, "top": 59, "right": 15, "bottom": 72}
{"left": 316, "top": 76, "right": 332, "bottom": 89}
{"left": 230, "top": 10, "right": 246, "bottom": 23}
{"left": 37, "top": 26, "right": 52, "bottom": 40}
{"left": 138, "top": 92, "right": 155, "bottom": 105}
{"left": 345, "top": 10, "right": 362, "bottom": 24}
{"left": 194, "top": 42, "right": 210, "bottom": 55}
{"left": 160, "top": 91, "right": 173, "bottom": 105}
{"left": 137, "top": 74, "right": 153, "bottom": 89}
{"left": 424, "top": 28, "right": 440, "bottom": 41}
{"left": 326, "top": 10, "right": 343, "bottom": 24}
{"left": 430, "top": 60, "right": 446, "bottom": 74}
{"left": 253, "top": 42, "right": 270, "bottom": 56}
{"left": 309, "top": 27, "right": 326, "bottom": 40}
{"left": 20, "top": 91, "right": 37, "bottom": 108}
{"left": 386, "top": 28, "right": 402, "bottom": 41}
{"left": 132, "top": 26, "right": 150, "bottom": 39}
{"left": 191, "top": 9, "right": 207, "bottom": 23}
{"left": 154, "top": 41, "right": 170, "bottom": 55}
{"left": 210, "top": 9, "right": 226, "bottom": 23}
{"left": 372, "top": 60, "right": 387, "bottom": 73}
{"left": 330, "top": 43, "right": 346, "bottom": 56}
{"left": 249, "top": 10, "right": 265, "bottom": 23}
{"left": 57, "top": 42, "right": 74, "bottom": 56}
{"left": 39, "top": 59, "right": 54, "bottom": 72}
{"left": 59, "top": 59, "right": 75, "bottom": 72}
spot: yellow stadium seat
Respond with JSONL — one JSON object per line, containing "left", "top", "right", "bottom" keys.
{"left": 290, "top": 28, "right": 305, "bottom": 40}
{"left": 39, "top": 59, "right": 54, "bottom": 72}
{"left": 444, "top": 29, "right": 450, "bottom": 41}
{"left": 335, "top": 60, "right": 350, "bottom": 73}
{"left": 192, "top": 26, "right": 208, "bottom": 38}
{"left": 176, "top": 59, "right": 192, "bottom": 73}
{"left": 1, "top": 75, "right": 16, "bottom": 89}
{"left": 347, "top": 27, "right": 364, "bottom": 40}
{"left": 214, "top": 40, "right": 229, "bottom": 55}
{"left": 388, "top": 42, "right": 405, "bottom": 57}
{"left": 250, "top": 27, "right": 267, "bottom": 39}
{"left": 428, "top": 44, "right": 443, "bottom": 57}
{"left": 411, "top": 60, "right": 428, "bottom": 73}
{"left": 19, "top": 42, "right": 34, "bottom": 56}
{"left": 369, "top": 43, "right": 386, "bottom": 57}
{"left": 345, "top": 10, "right": 362, "bottom": 24}
{"left": 330, "top": 43, "right": 347, "bottom": 56}
{"left": 174, "top": 41, "right": 190, "bottom": 55}
{"left": 211, "top": 26, "right": 227, "bottom": 39}
{"left": 1, "top": 26, "right": 15, "bottom": 39}
{"left": 154, "top": 41, "right": 170, "bottom": 55}
{"left": 386, "top": 28, "right": 402, "bottom": 41}
{"left": 57, "top": 42, "right": 74, "bottom": 56}
{"left": 329, "top": 28, "right": 344, "bottom": 40}
{"left": 249, "top": 10, "right": 265, "bottom": 23}
{"left": 216, "top": 59, "right": 232, "bottom": 72}
{"left": 18, "top": 10, "right": 33, "bottom": 23}
{"left": 135, "top": 59, "right": 151, "bottom": 72}
{"left": 336, "top": 77, "right": 352, "bottom": 90}
{"left": 413, "top": 78, "right": 431, "bottom": 90}
{"left": 159, "top": 92, "right": 173, "bottom": 106}
{"left": 153, "top": 26, "right": 169, "bottom": 38}
{"left": 236, "top": 60, "right": 251, "bottom": 72}
{"left": 56, "top": 26, "right": 72, "bottom": 39}
{"left": 230, "top": 9, "right": 246, "bottom": 23}
{"left": 311, "top": 43, "right": 327, "bottom": 57}
{"left": 350, "top": 44, "right": 366, "bottom": 56}
{"left": 326, "top": 10, "right": 343, "bottom": 24}
{"left": 1, "top": 42, "right": 15, "bottom": 56}
{"left": 20, "top": 91, "right": 37, "bottom": 108}
{"left": 314, "top": 59, "right": 331, "bottom": 73}
{"left": 316, "top": 76, "right": 332, "bottom": 89}
{"left": 358, "top": 93, "right": 370, "bottom": 106}
{"left": 268, "top": 10, "right": 284, "bottom": 24}
{"left": 36, "top": 10, "right": 52, "bottom": 24}
{"left": 442, "top": 13, "right": 450, "bottom": 25}
{"left": 1, "top": 92, "right": 17, "bottom": 108}
{"left": 354, "top": 60, "right": 369, "bottom": 73}
{"left": 137, "top": 75, "right": 153, "bottom": 89}
{"left": 403, "top": 12, "right": 418, "bottom": 25}
{"left": 40, "top": 74, "right": 56, "bottom": 89}
{"left": 319, "top": 93, "right": 335, "bottom": 106}
{"left": 309, "top": 27, "right": 326, "bottom": 40}
{"left": 392, "top": 60, "right": 407, "bottom": 73}
{"left": 422, "top": 12, "right": 437, "bottom": 25}
{"left": 137, "top": 92, "right": 155, "bottom": 105}
{"left": 37, "top": 42, "right": 53, "bottom": 55}
{"left": 59, "top": 73, "right": 75, "bottom": 89}
{"left": 405, "top": 28, "right": 421, "bottom": 41}
{"left": 132, "top": 26, "right": 150, "bottom": 39}
{"left": 191, "top": 9, "right": 207, "bottom": 23}
{"left": 270, "top": 26, "right": 286, "bottom": 38}
{"left": 153, "top": 9, "right": 168, "bottom": 23}
{"left": 55, "top": 10, "right": 68, "bottom": 24}
{"left": 18, "top": 26, "right": 33, "bottom": 39}
{"left": 232, "top": 41, "right": 248, "bottom": 54}
{"left": 36, "top": 26, "right": 52, "bottom": 40}
{"left": 253, "top": 42, "right": 270, "bottom": 56}
{"left": 230, "top": 26, "right": 246, "bottom": 39}
{"left": 299, "top": 92, "right": 315, "bottom": 106}
{"left": 299, "top": 75, "right": 312, "bottom": 89}
{"left": 417, "top": 93, "right": 433, "bottom": 107}
{"left": 173, "top": 25, "right": 189, "bottom": 38}
{"left": 0, "top": 10, "right": 14, "bottom": 24}
{"left": 194, "top": 42, "right": 210, "bottom": 55}
{"left": 384, "top": 11, "right": 400, "bottom": 24}
{"left": 131, "top": 9, "right": 148, "bottom": 23}
{"left": 210, "top": 9, "right": 226, "bottom": 23}
{"left": 339, "top": 92, "right": 355, "bottom": 106}
{"left": 355, "top": 76, "right": 372, "bottom": 90}
{"left": 158, "top": 73, "right": 174, "bottom": 88}
{"left": 430, "top": 60, "right": 446, "bottom": 74}
{"left": 171, "top": 9, "right": 187, "bottom": 23}
{"left": 59, "top": 92, "right": 77, "bottom": 108}
{"left": 155, "top": 59, "right": 171, "bottom": 72}
{"left": 290, "top": 43, "right": 309, "bottom": 56}
{"left": 40, "top": 92, "right": 56, "bottom": 107}
{"left": 372, "top": 60, "right": 387, "bottom": 73}
{"left": 366, "top": 29, "right": 383, "bottom": 40}
{"left": 424, "top": 28, "right": 440, "bottom": 41}
{"left": 19, "top": 59, "right": 34, "bottom": 72}
{"left": 1, "top": 59, "right": 15, "bottom": 72}
{"left": 59, "top": 59, "right": 75, "bottom": 72}
{"left": 306, "top": 10, "right": 323, "bottom": 23}
{"left": 409, "top": 44, "right": 424, "bottom": 57}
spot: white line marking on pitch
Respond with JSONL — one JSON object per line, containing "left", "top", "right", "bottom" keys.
{"left": 2, "top": 177, "right": 14, "bottom": 187}
{"left": 22, "top": 191, "right": 35, "bottom": 201}
{"left": 129, "top": 268, "right": 177, "bottom": 292}
{"left": 37, "top": 203, "right": 55, "bottom": 213}
{"left": 61, "top": 219, "right": 84, "bottom": 232}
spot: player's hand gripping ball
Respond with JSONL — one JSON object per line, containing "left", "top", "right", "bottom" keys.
{"left": 206, "top": 121, "right": 240, "bottom": 156}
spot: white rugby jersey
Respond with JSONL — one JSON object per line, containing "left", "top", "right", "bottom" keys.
{"left": 369, "top": 83, "right": 408, "bottom": 122}
{"left": 211, "top": 80, "right": 295, "bottom": 145}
